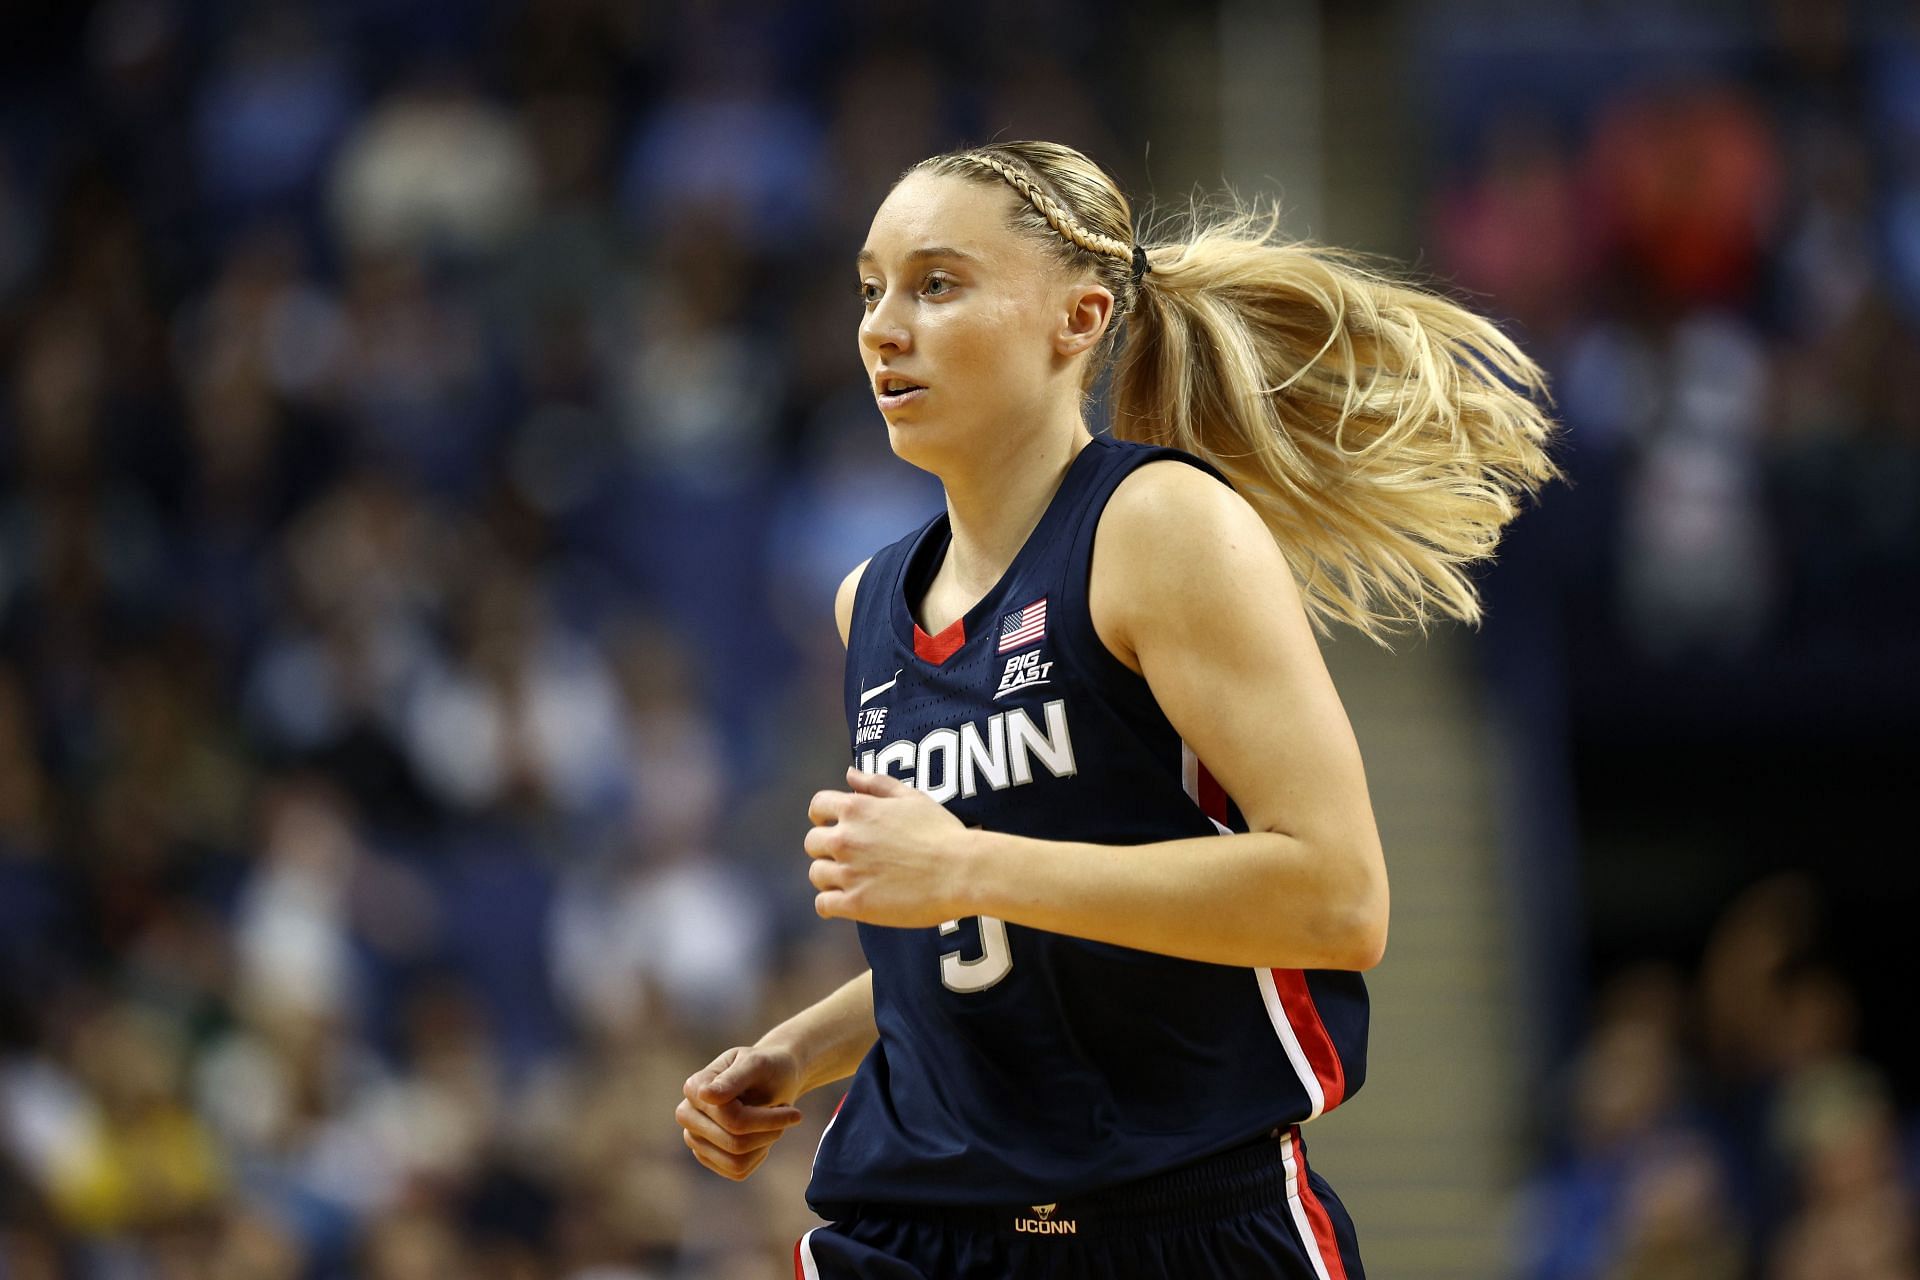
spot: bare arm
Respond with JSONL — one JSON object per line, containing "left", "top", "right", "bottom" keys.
{"left": 755, "top": 968, "right": 876, "bottom": 1095}
{"left": 782, "top": 556, "right": 882, "bottom": 1088}
{"left": 678, "top": 558, "right": 877, "bottom": 1180}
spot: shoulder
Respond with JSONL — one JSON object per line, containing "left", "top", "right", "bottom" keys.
{"left": 1098, "top": 456, "right": 1273, "bottom": 586}
{"left": 834, "top": 557, "right": 873, "bottom": 650}
{"left": 1091, "top": 457, "right": 1295, "bottom": 671}
{"left": 1102, "top": 454, "right": 1254, "bottom": 545}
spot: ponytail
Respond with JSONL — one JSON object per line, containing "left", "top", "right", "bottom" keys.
{"left": 912, "top": 144, "right": 1564, "bottom": 646}
{"left": 1114, "top": 199, "right": 1562, "bottom": 642}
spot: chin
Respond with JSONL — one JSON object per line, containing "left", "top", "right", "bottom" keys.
{"left": 884, "top": 421, "right": 936, "bottom": 470}
{"left": 882, "top": 410, "right": 958, "bottom": 472}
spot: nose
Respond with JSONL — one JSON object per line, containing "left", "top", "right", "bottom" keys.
{"left": 859, "top": 288, "right": 911, "bottom": 358}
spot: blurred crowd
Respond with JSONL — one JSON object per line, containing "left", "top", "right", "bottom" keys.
{"left": 1424, "top": 1, "right": 1920, "bottom": 1275}
{"left": 0, "top": 0, "right": 1145, "bottom": 1274}
{"left": 1514, "top": 876, "right": 1916, "bottom": 1279}
{"left": 1437, "top": 0, "right": 1920, "bottom": 675}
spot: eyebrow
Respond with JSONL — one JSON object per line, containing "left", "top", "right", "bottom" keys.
{"left": 854, "top": 246, "right": 980, "bottom": 270}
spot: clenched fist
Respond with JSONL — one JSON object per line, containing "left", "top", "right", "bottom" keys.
{"left": 805, "top": 765, "right": 976, "bottom": 926}
{"left": 676, "top": 1044, "right": 806, "bottom": 1181}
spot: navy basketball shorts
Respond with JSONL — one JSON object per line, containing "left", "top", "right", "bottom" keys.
{"left": 794, "top": 1124, "right": 1365, "bottom": 1280}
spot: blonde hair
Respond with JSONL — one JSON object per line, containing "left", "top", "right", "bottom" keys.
{"left": 907, "top": 141, "right": 1564, "bottom": 646}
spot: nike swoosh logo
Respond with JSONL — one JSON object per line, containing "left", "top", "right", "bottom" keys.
{"left": 860, "top": 669, "right": 903, "bottom": 704}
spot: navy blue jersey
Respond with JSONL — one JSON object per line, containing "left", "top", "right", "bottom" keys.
{"left": 806, "top": 433, "right": 1369, "bottom": 1215}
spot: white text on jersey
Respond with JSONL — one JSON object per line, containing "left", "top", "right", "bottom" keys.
{"left": 858, "top": 698, "right": 1077, "bottom": 801}
{"left": 994, "top": 650, "right": 1054, "bottom": 700}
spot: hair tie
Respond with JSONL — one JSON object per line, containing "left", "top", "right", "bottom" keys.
{"left": 1131, "top": 243, "right": 1152, "bottom": 284}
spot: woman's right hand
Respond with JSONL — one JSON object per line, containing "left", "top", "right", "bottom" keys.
{"left": 677, "top": 1044, "right": 808, "bottom": 1181}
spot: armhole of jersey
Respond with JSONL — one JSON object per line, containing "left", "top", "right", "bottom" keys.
{"left": 1056, "top": 444, "right": 1235, "bottom": 713}
{"left": 840, "top": 514, "right": 942, "bottom": 718}
{"left": 845, "top": 545, "right": 889, "bottom": 640}
{"left": 842, "top": 537, "right": 904, "bottom": 728}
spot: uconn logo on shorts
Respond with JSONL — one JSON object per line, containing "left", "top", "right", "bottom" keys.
{"left": 1014, "top": 1203, "right": 1077, "bottom": 1235}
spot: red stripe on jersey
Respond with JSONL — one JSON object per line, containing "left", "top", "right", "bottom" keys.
{"left": 913, "top": 616, "right": 966, "bottom": 665}
{"left": 1290, "top": 1124, "right": 1350, "bottom": 1279}
{"left": 1195, "top": 759, "right": 1229, "bottom": 825}
{"left": 792, "top": 1237, "right": 804, "bottom": 1280}
{"left": 1194, "top": 758, "right": 1348, "bottom": 1115}
{"left": 1269, "top": 968, "right": 1347, "bottom": 1112}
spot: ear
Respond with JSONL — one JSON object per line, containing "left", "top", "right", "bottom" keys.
{"left": 1052, "top": 281, "right": 1115, "bottom": 359}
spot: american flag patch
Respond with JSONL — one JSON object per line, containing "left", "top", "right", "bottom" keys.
{"left": 997, "top": 597, "right": 1048, "bottom": 652}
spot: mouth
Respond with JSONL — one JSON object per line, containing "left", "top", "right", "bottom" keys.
{"left": 874, "top": 374, "right": 928, "bottom": 410}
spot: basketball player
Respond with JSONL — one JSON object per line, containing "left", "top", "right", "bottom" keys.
{"left": 675, "top": 141, "right": 1560, "bottom": 1278}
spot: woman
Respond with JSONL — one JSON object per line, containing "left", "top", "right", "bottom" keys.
{"left": 675, "top": 140, "right": 1559, "bottom": 1279}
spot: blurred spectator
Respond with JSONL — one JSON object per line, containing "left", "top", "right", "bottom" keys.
{"left": 1513, "top": 879, "right": 1919, "bottom": 1278}
{"left": 329, "top": 69, "right": 536, "bottom": 261}
{"left": 194, "top": 8, "right": 356, "bottom": 227}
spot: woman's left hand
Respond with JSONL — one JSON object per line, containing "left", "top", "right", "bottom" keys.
{"left": 806, "top": 766, "right": 975, "bottom": 926}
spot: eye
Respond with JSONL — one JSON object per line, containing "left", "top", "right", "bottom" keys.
{"left": 856, "top": 273, "right": 957, "bottom": 307}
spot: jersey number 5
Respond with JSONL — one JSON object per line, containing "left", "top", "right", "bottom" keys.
{"left": 938, "top": 916, "right": 1012, "bottom": 992}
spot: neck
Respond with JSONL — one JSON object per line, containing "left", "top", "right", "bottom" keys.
{"left": 936, "top": 416, "right": 1093, "bottom": 597}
